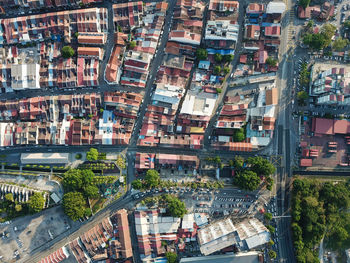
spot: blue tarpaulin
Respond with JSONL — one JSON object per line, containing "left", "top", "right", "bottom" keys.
{"left": 206, "top": 48, "right": 235, "bottom": 55}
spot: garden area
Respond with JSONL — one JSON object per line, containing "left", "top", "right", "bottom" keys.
{"left": 132, "top": 169, "right": 224, "bottom": 191}
{"left": 61, "top": 168, "right": 118, "bottom": 221}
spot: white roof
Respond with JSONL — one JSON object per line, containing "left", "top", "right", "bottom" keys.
{"left": 245, "top": 231, "right": 270, "bottom": 249}
{"left": 266, "top": 2, "right": 286, "bottom": 14}
{"left": 21, "top": 153, "right": 69, "bottom": 164}
{"left": 250, "top": 137, "right": 271, "bottom": 146}
{"left": 194, "top": 213, "right": 208, "bottom": 227}
{"left": 182, "top": 213, "right": 195, "bottom": 230}
{"left": 50, "top": 193, "right": 61, "bottom": 203}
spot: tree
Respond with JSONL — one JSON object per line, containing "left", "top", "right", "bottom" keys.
{"left": 216, "top": 88, "right": 222, "bottom": 93}
{"left": 266, "top": 57, "right": 278, "bottom": 67}
{"left": 165, "top": 252, "right": 178, "bottom": 263}
{"left": 84, "top": 207, "right": 92, "bottom": 217}
{"left": 15, "top": 204, "right": 22, "bottom": 212}
{"left": 74, "top": 32, "right": 79, "bottom": 38}
{"left": 233, "top": 170, "right": 260, "bottom": 191}
{"left": 84, "top": 185, "right": 99, "bottom": 199}
{"left": 129, "top": 40, "right": 136, "bottom": 49}
{"left": 132, "top": 179, "right": 143, "bottom": 190}
{"left": 86, "top": 148, "right": 99, "bottom": 161}
{"left": 63, "top": 169, "right": 84, "bottom": 192}
{"left": 266, "top": 176, "right": 274, "bottom": 191}
{"left": 223, "top": 54, "right": 234, "bottom": 63}
{"left": 223, "top": 66, "right": 230, "bottom": 75}
{"left": 264, "top": 212, "right": 273, "bottom": 221}
{"left": 5, "top": 193, "right": 14, "bottom": 202}
{"left": 266, "top": 225, "right": 275, "bottom": 233}
{"left": 344, "top": 20, "right": 350, "bottom": 29}
{"left": 332, "top": 37, "right": 349, "bottom": 51}
{"left": 297, "top": 91, "right": 309, "bottom": 103}
{"left": 233, "top": 128, "right": 245, "bottom": 142}
{"left": 214, "top": 53, "right": 223, "bottom": 63}
{"left": 214, "top": 65, "right": 221, "bottom": 75}
{"left": 268, "top": 239, "right": 275, "bottom": 247}
{"left": 306, "top": 20, "right": 314, "bottom": 29}
{"left": 61, "top": 46, "right": 75, "bottom": 58}
{"left": 167, "top": 196, "right": 187, "bottom": 218}
{"left": 321, "top": 24, "right": 336, "bottom": 40}
{"left": 299, "top": 0, "right": 311, "bottom": 9}
{"left": 75, "top": 153, "right": 82, "bottom": 160}
{"left": 247, "top": 156, "right": 276, "bottom": 176}
{"left": 230, "top": 156, "right": 244, "bottom": 169}
{"left": 116, "top": 155, "right": 126, "bottom": 169}
{"left": 268, "top": 250, "right": 277, "bottom": 259}
{"left": 145, "top": 169, "right": 160, "bottom": 188}
{"left": 63, "top": 192, "right": 86, "bottom": 221}
{"left": 196, "top": 48, "right": 208, "bottom": 60}
{"left": 28, "top": 192, "right": 45, "bottom": 213}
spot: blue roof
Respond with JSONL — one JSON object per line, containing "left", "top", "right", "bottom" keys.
{"left": 206, "top": 49, "right": 235, "bottom": 55}
{"left": 103, "top": 110, "right": 114, "bottom": 123}
{"left": 198, "top": 60, "right": 210, "bottom": 69}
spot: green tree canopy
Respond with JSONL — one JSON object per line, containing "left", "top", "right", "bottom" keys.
{"left": 132, "top": 179, "right": 143, "bottom": 190}
{"left": 165, "top": 195, "right": 187, "bottom": 218}
{"left": 63, "top": 192, "right": 86, "bottom": 221}
{"left": 116, "top": 155, "right": 126, "bottom": 169}
{"left": 223, "top": 54, "right": 234, "bottom": 63}
{"left": 266, "top": 57, "right": 278, "bottom": 67}
{"left": 214, "top": 53, "right": 223, "bottom": 63}
{"left": 130, "top": 40, "right": 137, "bottom": 49}
{"left": 63, "top": 169, "right": 96, "bottom": 195}
{"left": 165, "top": 252, "right": 178, "bottom": 263}
{"left": 196, "top": 48, "right": 208, "bottom": 60}
{"left": 145, "top": 169, "right": 160, "bottom": 188}
{"left": 233, "top": 170, "right": 260, "bottom": 191}
{"left": 214, "top": 65, "right": 221, "bottom": 75}
{"left": 266, "top": 225, "right": 275, "bottom": 233}
{"left": 223, "top": 66, "right": 230, "bottom": 75}
{"left": 247, "top": 156, "right": 276, "bottom": 176}
{"left": 84, "top": 185, "right": 100, "bottom": 199}
{"left": 61, "top": 46, "right": 75, "bottom": 58}
{"left": 5, "top": 193, "right": 14, "bottom": 202}
{"left": 233, "top": 128, "right": 245, "bottom": 142}
{"left": 264, "top": 212, "right": 273, "bottom": 221}
{"left": 63, "top": 169, "right": 84, "bottom": 192}
{"left": 332, "top": 37, "right": 349, "bottom": 51}
{"left": 28, "top": 192, "right": 45, "bottom": 213}
{"left": 229, "top": 156, "right": 244, "bottom": 169}
{"left": 268, "top": 250, "right": 277, "bottom": 259}
{"left": 15, "top": 204, "right": 22, "bottom": 212}
{"left": 86, "top": 148, "right": 99, "bottom": 161}
{"left": 299, "top": 0, "right": 311, "bottom": 9}
{"left": 297, "top": 91, "right": 309, "bottom": 102}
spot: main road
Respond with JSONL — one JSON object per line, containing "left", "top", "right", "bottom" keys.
{"left": 274, "top": 0, "right": 297, "bottom": 261}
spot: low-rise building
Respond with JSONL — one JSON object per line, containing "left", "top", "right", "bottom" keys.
{"left": 198, "top": 218, "right": 270, "bottom": 256}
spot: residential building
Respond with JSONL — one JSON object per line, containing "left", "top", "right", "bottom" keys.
{"left": 11, "top": 64, "right": 40, "bottom": 90}
{"left": 0, "top": 8, "right": 108, "bottom": 44}
{"left": 135, "top": 210, "right": 181, "bottom": 258}
{"left": 112, "top": 1, "right": 143, "bottom": 32}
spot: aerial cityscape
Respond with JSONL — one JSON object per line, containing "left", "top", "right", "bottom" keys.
{"left": 0, "top": 0, "right": 349, "bottom": 262}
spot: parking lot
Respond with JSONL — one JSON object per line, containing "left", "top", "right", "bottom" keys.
{"left": 0, "top": 206, "right": 75, "bottom": 263}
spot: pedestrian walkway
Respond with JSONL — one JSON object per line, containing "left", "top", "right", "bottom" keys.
{"left": 287, "top": 9, "right": 295, "bottom": 50}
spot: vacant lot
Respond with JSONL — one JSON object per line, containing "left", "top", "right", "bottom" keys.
{"left": 0, "top": 206, "right": 72, "bottom": 263}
